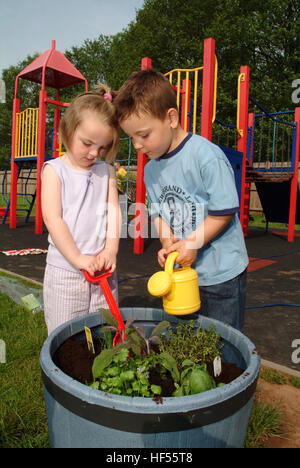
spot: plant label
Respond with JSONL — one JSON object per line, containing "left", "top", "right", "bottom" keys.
{"left": 21, "top": 294, "right": 42, "bottom": 313}
{"left": 85, "top": 327, "right": 95, "bottom": 354}
{"left": 0, "top": 339, "right": 6, "bottom": 364}
{"left": 213, "top": 356, "right": 222, "bottom": 377}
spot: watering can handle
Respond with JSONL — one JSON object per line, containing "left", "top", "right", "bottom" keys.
{"left": 165, "top": 251, "right": 179, "bottom": 275}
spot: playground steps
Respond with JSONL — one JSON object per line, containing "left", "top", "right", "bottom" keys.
{"left": 1, "top": 160, "right": 36, "bottom": 224}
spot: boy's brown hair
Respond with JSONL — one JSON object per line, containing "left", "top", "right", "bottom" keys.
{"left": 114, "top": 69, "right": 177, "bottom": 122}
{"left": 59, "top": 84, "right": 119, "bottom": 163}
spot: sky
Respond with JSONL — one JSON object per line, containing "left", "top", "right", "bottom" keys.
{"left": 0, "top": 0, "right": 145, "bottom": 78}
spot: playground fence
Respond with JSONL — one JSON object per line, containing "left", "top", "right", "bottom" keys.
{"left": 1, "top": 169, "right": 36, "bottom": 197}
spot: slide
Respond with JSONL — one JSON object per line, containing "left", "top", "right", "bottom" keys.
{"left": 255, "top": 179, "right": 300, "bottom": 224}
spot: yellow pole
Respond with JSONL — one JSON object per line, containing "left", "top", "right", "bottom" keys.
{"left": 165, "top": 66, "right": 204, "bottom": 134}
{"left": 237, "top": 73, "right": 245, "bottom": 138}
{"left": 184, "top": 71, "right": 189, "bottom": 131}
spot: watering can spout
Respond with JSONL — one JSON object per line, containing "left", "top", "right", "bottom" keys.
{"left": 147, "top": 251, "right": 201, "bottom": 315}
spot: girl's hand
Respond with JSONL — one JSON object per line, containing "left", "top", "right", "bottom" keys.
{"left": 76, "top": 254, "right": 99, "bottom": 276}
{"left": 96, "top": 248, "right": 117, "bottom": 273}
{"left": 166, "top": 239, "right": 197, "bottom": 267}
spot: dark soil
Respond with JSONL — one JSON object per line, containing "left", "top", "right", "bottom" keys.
{"left": 53, "top": 337, "right": 243, "bottom": 397}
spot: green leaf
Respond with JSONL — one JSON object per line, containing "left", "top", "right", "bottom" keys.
{"left": 106, "top": 366, "right": 119, "bottom": 377}
{"left": 139, "top": 375, "right": 148, "bottom": 386}
{"left": 141, "top": 386, "right": 150, "bottom": 397}
{"left": 132, "top": 381, "right": 140, "bottom": 392}
{"left": 182, "top": 359, "right": 195, "bottom": 368}
{"left": 92, "top": 348, "right": 114, "bottom": 379}
{"left": 109, "top": 376, "right": 122, "bottom": 388}
{"left": 101, "top": 325, "right": 117, "bottom": 333}
{"left": 98, "top": 308, "right": 119, "bottom": 329}
{"left": 149, "top": 335, "right": 161, "bottom": 345}
{"left": 159, "top": 352, "right": 180, "bottom": 383}
{"left": 172, "top": 384, "right": 184, "bottom": 397}
{"left": 120, "top": 370, "right": 135, "bottom": 381}
{"left": 151, "top": 384, "right": 162, "bottom": 395}
{"left": 114, "top": 348, "right": 129, "bottom": 362}
{"left": 151, "top": 320, "right": 170, "bottom": 337}
{"left": 102, "top": 330, "right": 113, "bottom": 349}
{"left": 125, "top": 334, "right": 143, "bottom": 356}
{"left": 133, "top": 324, "right": 146, "bottom": 339}
{"left": 89, "top": 381, "right": 99, "bottom": 389}
{"left": 125, "top": 317, "right": 137, "bottom": 329}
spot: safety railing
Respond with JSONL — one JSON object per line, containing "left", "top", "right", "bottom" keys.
{"left": 165, "top": 57, "right": 218, "bottom": 134}
{"left": 249, "top": 98, "right": 296, "bottom": 171}
{"left": 15, "top": 108, "right": 39, "bottom": 158}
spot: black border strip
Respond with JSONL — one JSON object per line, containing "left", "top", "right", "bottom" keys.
{"left": 41, "top": 369, "right": 258, "bottom": 434}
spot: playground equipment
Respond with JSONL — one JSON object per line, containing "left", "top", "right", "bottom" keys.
{"left": 133, "top": 38, "right": 250, "bottom": 253}
{"left": 245, "top": 103, "right": 300, "bottom": 241}
{"left": 3, "top": 37, "right": 299, "bottom": 245}
{"left": 132, "top": 37, "right": 300, "bottom": 252}
{"left": 8, "top": 40, "right": 88, "bottom": 233}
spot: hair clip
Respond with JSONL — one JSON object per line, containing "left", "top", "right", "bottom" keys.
{"left": 103, "top": 93, "right": 113, "bottom": 102}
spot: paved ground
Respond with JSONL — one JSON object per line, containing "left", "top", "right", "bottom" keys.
{"left": 0, "top": 220, "right": 300, "bottom": 372}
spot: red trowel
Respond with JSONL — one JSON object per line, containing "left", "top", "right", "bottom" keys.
{"left": 82, "top": 269, "right": 126, "bottom": 346}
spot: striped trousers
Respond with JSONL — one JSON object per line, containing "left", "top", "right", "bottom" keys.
{"left": 43, "top": 264, "right": 118, "bottom": 335}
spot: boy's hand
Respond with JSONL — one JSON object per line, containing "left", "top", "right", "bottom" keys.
{"left": 166, "top": 239, "right": 197, "bottom": 267}
{"left": 158, "top": 237, "right": 178, "bottom": 268}
{"left": 96, "top": 248, "right": 117, "bottom": 273}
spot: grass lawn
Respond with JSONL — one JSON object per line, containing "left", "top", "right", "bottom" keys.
{"left": 0, "top": 290, "right": 49, "bottom": 448}
{"left": 0, "top": 194, "right": 36, "bottom": 217}
{"left": 0, "top": 272, "right": 298, "bottom": 448}
{"left": 249, "top": 212, "right": 300, "bottom": 230}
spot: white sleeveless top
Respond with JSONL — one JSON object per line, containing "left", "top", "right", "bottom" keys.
{"left": 43, "top": 158, "right": 109, "bottom": 273}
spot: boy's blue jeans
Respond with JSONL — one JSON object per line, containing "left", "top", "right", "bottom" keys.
{"left": 198, "top": 269, "right": 247, "bottom": 332}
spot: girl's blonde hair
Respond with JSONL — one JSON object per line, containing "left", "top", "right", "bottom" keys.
{"left": 59, "top": 84, "right": 119, "bottom": 163}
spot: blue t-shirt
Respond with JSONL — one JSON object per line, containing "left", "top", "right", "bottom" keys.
{"left": 144, "top": 133, "right": 249, "bottom": 286}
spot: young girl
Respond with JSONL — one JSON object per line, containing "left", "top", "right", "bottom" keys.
{"left": 42, "top": 85, "right": 120, "bottom": 335}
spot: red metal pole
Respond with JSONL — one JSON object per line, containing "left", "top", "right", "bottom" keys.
{"left": 288, "top": 107, "right": 300, "bottom": 242}
{"left": 35, "top": 89, "right": 47, "bottom": 234}
{"left": 201, "top": 38, "right": 215, "bottom": 141}
{"left": 9, "top": 97, "right": 20, "bottom": 228}
{"left": 237, "top": 66, "right": 250, "bottom": 235}
{"left": 242, "top": 112, "right": 255, "bottom": 237}
{"left": 133, "top": 57, "right": 152, "bottom": 254}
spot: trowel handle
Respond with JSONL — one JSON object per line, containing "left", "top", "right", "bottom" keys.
{"left": 98, "top": 277, "right": 126, "bottom": 334}
{"left": 165, "top": 251, "right": 179, "bottom": 275}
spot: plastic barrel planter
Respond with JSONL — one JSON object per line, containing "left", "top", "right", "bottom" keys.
{"left": 40, "top": 308, "right": 260, "bottom": 448}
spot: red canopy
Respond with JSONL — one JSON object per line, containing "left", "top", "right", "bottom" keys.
{"left": 17, "top": 40, "right": 87, "bottom": 90}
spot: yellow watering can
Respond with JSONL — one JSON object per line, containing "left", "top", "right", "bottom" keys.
{"left": 147, "top": 251, "right": 201, "bottom": 315}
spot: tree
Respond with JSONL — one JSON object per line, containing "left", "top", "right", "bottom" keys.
{"left": 0, "top": 54, "right": 42, "bottom": 169}
{"left": 0, "top": 0, "right": 298, "bottom": 168}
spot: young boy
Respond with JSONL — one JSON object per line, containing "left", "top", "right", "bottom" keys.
{"left": 115, "top": 70, "right": 248, "bottom": 331}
